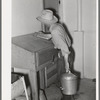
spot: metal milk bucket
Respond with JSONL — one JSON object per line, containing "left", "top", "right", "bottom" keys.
{"left": 60, "top": 70, "right": 78, "bottom": 95}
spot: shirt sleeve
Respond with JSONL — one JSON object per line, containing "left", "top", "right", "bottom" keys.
{"left": 51, "top": 30, "right": 70, "bottom": 54}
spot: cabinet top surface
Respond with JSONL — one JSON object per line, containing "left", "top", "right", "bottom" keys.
{"left": 12, "top": 33, "right": 54, "bottom": 52}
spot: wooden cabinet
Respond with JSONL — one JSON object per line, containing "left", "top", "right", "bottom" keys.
{"left": 12, "top": 33, "right": 59, "bottom": 100}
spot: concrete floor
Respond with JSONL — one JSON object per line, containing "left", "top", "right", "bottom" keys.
{"left": 44, "top": 78, "right": 96, "bottom": 100}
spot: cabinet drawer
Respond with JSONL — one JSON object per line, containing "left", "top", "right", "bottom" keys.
{"left": 35, "top": 48, "right": 58, "bottom": 67}
{"left": 39, "top": 62, "right": 58, "bottom": 89}
{"left": 45, "top": 62, "right": 58, "bottom": 87}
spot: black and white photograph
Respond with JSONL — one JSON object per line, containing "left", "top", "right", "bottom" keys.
{"left": 2, "top": 0, "right": 99, "bottom": 100}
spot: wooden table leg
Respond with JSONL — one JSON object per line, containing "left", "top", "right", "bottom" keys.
{"left": 29, "top": 70, "right": 39, "bottom": 100}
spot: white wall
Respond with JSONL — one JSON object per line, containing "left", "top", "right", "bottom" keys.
{"left": 12, "top": 0, "right": 43, "bottom": 37}
{"left": 61, "top": 0, "right": 96, "bottom": 78}
{"left": 82, "top": 0, "right": 96, "bottom": 78}
{"left": 62, "top": 0, "right": 77, "bottom": 34}
{"left": 84, "top": 32, "right": 96, "bottom": 78}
